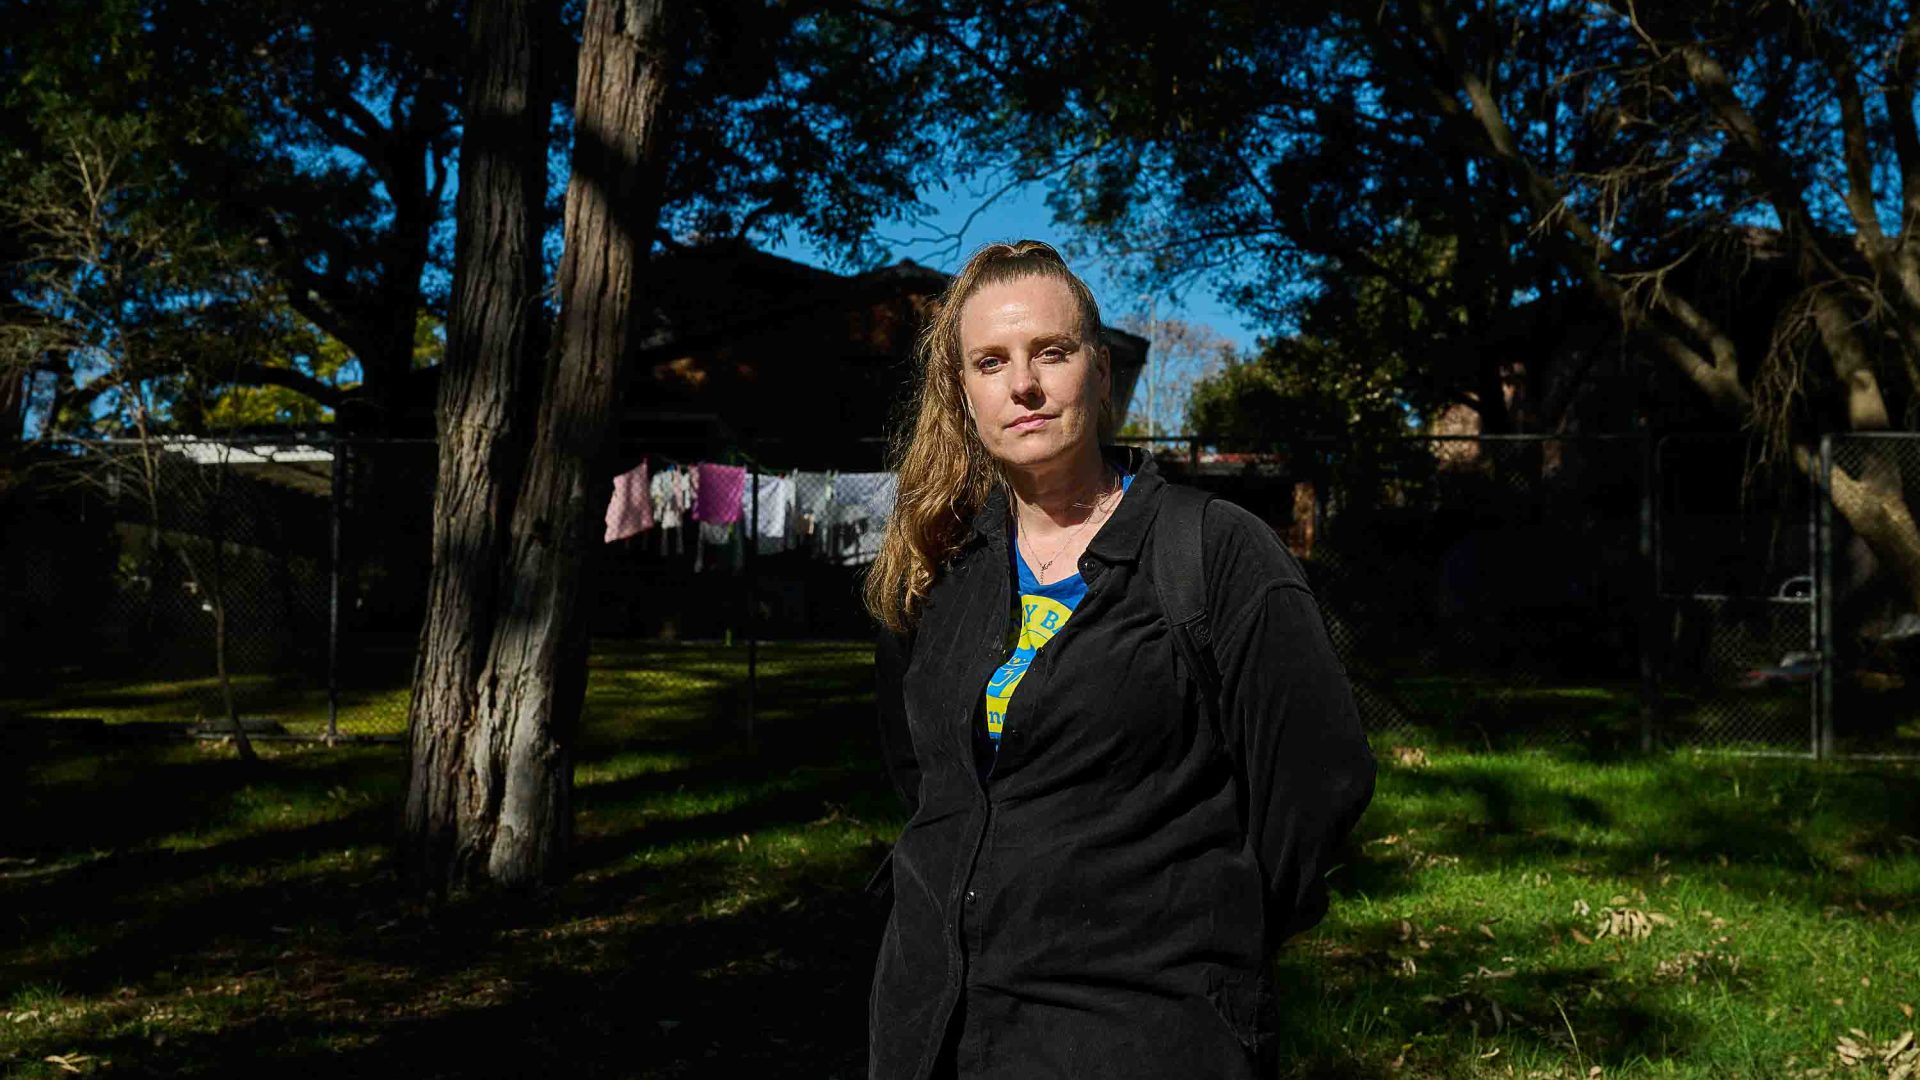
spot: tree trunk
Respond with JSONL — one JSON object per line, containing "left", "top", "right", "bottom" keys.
{"left": 405, "top": 0, "right": 680, "bottom": 894}
{"left": 1794, "top": 442, "right": 1920, "bottom": 614}
{"left": 403, "top": 0, "right": 556, "bottom": 896}
{"left": 1835, "top": 453, "right": 1920, "bottom": 610}
{"left": 462, "top": 0, "right": 681, "bottom": 889}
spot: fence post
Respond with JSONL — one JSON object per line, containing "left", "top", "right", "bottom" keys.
{"left": 1639, "top": 430, "right": 1657, "bottom": 753}
{"left": 746, "top": 462, "right": 758, "bottom": 752}
{"left": 327, "top": 438, "right": 342, "bottom": 744}
{"left": 1816, "top": 434, "right": 1834, "bottom": 760}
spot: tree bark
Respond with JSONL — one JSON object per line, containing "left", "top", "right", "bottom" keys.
{"left": 406, "top": 0, "right": 681, "bottom": 894}
{"left": 463, "top": 0, "right": 681, "bottom": 889}
{"left": 403, "top": 0, "right": 555, "bottom": 895}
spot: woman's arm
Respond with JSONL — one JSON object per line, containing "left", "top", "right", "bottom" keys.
{"left": 1204, "top": 502, "right": 1377, "bottom": 945}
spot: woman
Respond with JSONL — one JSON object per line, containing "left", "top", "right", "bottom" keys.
{"left": 863, "top": 240, "right": 1375, "bottom": 1080}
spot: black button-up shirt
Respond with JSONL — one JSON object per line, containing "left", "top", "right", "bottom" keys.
{"left": 869, "top": 447, "right": 1376, "bottom": 1080}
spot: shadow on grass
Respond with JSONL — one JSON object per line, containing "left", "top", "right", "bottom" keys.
{"left": 34, "top": 854, "right": 890, "bottom": 1079}
{"left": 6, "top": 646, "right": 1917, "bottom": 1078}
{"left": 1269, "top": 914, "right": 1716, "bottom": 1077}
{"left": 1342, "top": 754, "right": 1920, "bottom": 910}
{"left": 1, "top": 738, "right": 402, "bottom": 860}
{"left": 1, "top": 658, "right": 901, "bottom": 1078}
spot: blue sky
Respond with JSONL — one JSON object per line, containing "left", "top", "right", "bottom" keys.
{"left": 763, "top": 177, "right": 1266, "bottom": 354}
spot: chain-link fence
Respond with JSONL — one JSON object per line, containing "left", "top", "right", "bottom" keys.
{"left": 0, "top": 438, "right": 898, "bottom": 743}
{"left": 1651, "top": 435, "right": 1818, "bottom": 752}
{"left": 1821, "top": 434, "right": 1920, "bottom": 758}
{"left": 1126, "top": 431, "right": 1920, "bottom": 759}
{"left": 2, "top": 438, "right": 343, "bottom": 737}
{"left": 1129, "top": 435, "right": 1655, "bottom": 753}
{"left": 5, "top": 431, "right": 1915, "bottom": 758}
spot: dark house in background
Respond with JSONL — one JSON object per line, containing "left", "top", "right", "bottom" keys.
{"left": 390, "top": 239, "right": 1150, "bottom": 465}
{"left": 356, "top": 242, "right": 1153, "bottom": 640}
{"left": 1, "top": 245, "right": 1156, "bottom": 691}
{"left": 616, "top": 241, "right": 1148, "bottom": 464}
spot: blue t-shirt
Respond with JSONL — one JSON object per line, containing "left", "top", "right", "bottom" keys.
{"left": 978, "top": 471, "right": 1136, "bottom": 772}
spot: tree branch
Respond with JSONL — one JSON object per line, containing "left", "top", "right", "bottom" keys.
{"left": 215, "top": 362, "right": 351, "bottom": 408}
{"left": 1888, "top": 9, "right": 1920, "bottom": 231}
{"left": 842, "top": 2, "right": 1011, "bottom": 91}
{"left": 1406, "top": 0, "right": 1751, "bottom": 415}
{"left": 295, "top": 75, "right": 402, "bottom": 194}
{"left": 1793, "top": 9, "right": 1884, "bottom": 244}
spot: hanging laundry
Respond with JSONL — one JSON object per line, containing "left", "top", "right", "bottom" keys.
{"left": 836, "top": 471, "right": 897, "bottom": 524}
{"left": 603, "top": 459, "right": 652, "bottom": 542}
{"left": 650, "top": 463, "right": 695, "bottom": 556}
{"left": 750, "top": 473, "right": 794, "bottom": 541}
{"left": 694, "top": 462, "right": 747, "bottom": 525}
{"left": 650, "top": 464, "right": 688, "bottom": 530}
{"left": 792, "top": 470, "right": 836, "bottom": 547}
{"left": 827, "top": 471, "right": 897, "bottom": 566}
{"left": 694, "top": 518, "right": 735, "bottom": 573}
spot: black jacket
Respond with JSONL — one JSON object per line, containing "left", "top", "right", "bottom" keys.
{"left": 868, "top": 446, "right": 1376, "bottom": 1080}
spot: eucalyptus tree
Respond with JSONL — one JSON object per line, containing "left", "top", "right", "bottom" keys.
{"left": 404, "top": 0, "right": 969, "bottom": 895}
{"left": 952, "top": 0, "right": 1920, "bottom": 607}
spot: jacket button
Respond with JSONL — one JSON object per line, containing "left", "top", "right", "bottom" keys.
{"left": 965, "top": 889, "right": 978, "bottom": 906}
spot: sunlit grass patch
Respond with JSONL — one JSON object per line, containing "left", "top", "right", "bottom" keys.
{"left": 1278, "top": 749, "right": 1920, "bottom": 1078}
{"left": 5, "top": 645, "right": 1917, "bottom": 1079}
{"left": 3, "top": 639, "right": 875, "bottom": 744}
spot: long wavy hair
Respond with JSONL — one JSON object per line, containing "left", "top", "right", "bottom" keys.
{"left": 863, "top": 240, "right": 1115, "bottom": 634}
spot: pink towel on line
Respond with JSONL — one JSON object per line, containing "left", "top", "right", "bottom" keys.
{"left": 693, "top": 463, "right": 747, "bottom": 525}
{"left": 604, "top": 460, "right": 653, "bottom": 542}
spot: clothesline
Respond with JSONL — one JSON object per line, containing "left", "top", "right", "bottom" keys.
{"left": 603, "top": 456, "right": 897, "bottom": 568}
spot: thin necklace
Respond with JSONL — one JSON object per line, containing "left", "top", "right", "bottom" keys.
{"left": 1017, "top": 467, "right": 1120, "bottom": 582}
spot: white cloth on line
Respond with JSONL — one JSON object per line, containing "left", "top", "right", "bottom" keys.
{"left": 750, "top": 474, "right": 794, "bottom": 540}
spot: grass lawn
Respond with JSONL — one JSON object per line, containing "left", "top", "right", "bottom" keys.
{"left": 4, "top": 643, "right": 1918, "bottom": 1078}
{"left": 0, "top": 640, "right": 874, "bottom": 740}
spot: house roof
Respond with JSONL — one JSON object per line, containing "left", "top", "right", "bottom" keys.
{"left": 155, "top": 437, "right": 334, "bottom": 497}
{"left": 379, "top": 241, "right": 1149, "bottom": 456}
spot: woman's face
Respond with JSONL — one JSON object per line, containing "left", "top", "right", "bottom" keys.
{"left": 956, "top": 274, "right": 1110, "bottom": 473}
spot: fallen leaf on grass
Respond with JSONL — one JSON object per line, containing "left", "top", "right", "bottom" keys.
{"left": 1569, "top": 928, "right": 1594, "bottom": 946}
{"left": 43, "top": 1054, "right": 92, "bottom": 1074}
{"left": 1593, "top": 907, "right": 1671, "bottom": 941}
{"left": 1833, "top": 1027, "right": 1918, "bottom": 1077}
{"left": 1652, "top": 950, "right": 1742, "bottom": 984}
{"left": 1391, "top": 746, "right": 1430, "bottom": 768}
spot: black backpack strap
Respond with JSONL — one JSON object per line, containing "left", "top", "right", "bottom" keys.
{"left": 1152, "top": 483, "right": 1220, "bottom": 713}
